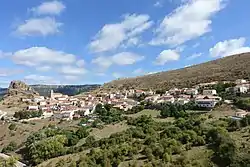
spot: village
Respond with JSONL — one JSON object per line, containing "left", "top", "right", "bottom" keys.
{"left": 1, "top": 78, "right": 248, "bottom": 122}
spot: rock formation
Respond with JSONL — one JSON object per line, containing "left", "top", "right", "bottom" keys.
{"left": 2, "top": 80, "right": 39, "bottom": 106}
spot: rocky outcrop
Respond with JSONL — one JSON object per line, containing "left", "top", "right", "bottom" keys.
{"left": 2, "top": 80, "right": 39, "bottom": 107}
{"left": 7, "top": 80, "right": 39, "bottom": 96}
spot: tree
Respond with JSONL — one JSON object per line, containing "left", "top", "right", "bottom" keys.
{"left": 5, "top": 156, "right": 17, "bottom": 167}
{"left": 143, "top": 147, "right": 154, "bottom": 161}
{"left": 76, "top": 127, "right": 89, "bottom": 139}
{"left": 162, "top": 153, "right": 172, "bottom": 163}
{"left": 85, "top": 136, "right": 95, "bottom": 147}
{"left": 1, "top": 141, "right": 18, "bottom": 153}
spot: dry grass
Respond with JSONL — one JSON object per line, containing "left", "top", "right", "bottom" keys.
{"left": 125, "top": 109, "right": 174, "bottom": 122}
{"left": 104, "top": 53, "right": 250, "bottom": 90}
{"left": 91, "top": 122, "right": 129, "bottom": 140}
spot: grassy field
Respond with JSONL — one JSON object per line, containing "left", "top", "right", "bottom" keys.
{"left": 76, "top": 121, "right": 129, "bottom": 146}
{"left": 0, "top": 118, "right": 81, "bottom": 153}
{"left": 125, "top": 109, "right": 175, "bottom": 122}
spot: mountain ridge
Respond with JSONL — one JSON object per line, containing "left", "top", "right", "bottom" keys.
{"left": 0, "top": 84, "right": 101, "bottom": 97}
{"left": 103, "top": 53, "right": 250, "bottom": 90}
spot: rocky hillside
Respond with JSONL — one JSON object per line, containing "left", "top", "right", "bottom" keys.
{"left": 104, "top": 53, "right": 250, "bottom": 90}
{"left": 2, "top": 80, "right": 39, "bottom": 106}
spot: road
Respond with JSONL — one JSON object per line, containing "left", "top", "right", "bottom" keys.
{"left": 0, "top": 153, "right": 26, "bottom": 167}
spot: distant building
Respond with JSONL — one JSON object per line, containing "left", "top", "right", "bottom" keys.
{"left": 33, "top": 96, "right": 45, "bottom": 103}
{"left": 203, "top": 89, "right": 217, "bottom": 96}
{"left": 22, "top": 98, "right": 32, "bottom": 103}
{"left": 235, "top": 111, "right": 249, "bottom": 118}
{"left": 50, "top": 90, "right": 64, "bottom": 100}
{"left": 195, "top": 99, "right": 218, "bottom": 108}
{"left": 157, "top": 95, "right": 175, "bottom": 103}
{"left": 235, "top": 79, "right": 247, "bottom": 85}
{"left": 176, "top": 98, "right": 190, "bottom": 105}
{"left": 185, "top": 88, "right": 198, "bottom": 95}
{"left": 27, "top": 105, "right": 39, "bottom": 111}
{"left": 234, "top": 85, "right": 248, "bottom": 93}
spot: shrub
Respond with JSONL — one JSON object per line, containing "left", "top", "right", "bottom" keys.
{"left": 1, "top": 141, "right": 18, "bottom": 153}
{"left": 8, "top": 123, "right": 16, "bottom": 131}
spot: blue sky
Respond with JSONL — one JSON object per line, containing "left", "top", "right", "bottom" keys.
{"left": 0, "top": 0, "right": 250, "bottom": 87}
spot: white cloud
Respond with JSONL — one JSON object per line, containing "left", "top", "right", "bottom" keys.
{"left": 0, "top": 68, "right": 23, "bottom": 77}
{"left": 209, "top": 37, "right": 250, "bottom": 57}
{"left": 24, "top": 74, "right": 59, "bottom": 84}
{"left": 112, "top": 52, "right": 144, "bottom": 65}
{"left": 187, "top": 53, "right": 202, "bottom": 60}
{"left": 123, "top": 37, "right": 140, "bottom": 48}
{"left": 150, "top": 0, "right": 226, "bottom": 46}
{"left": 192, "top": 42, "right": 200, "bottom": 48}
{"left": 92, "top": 52, "right": 144, "bottom": 69}
{"left": 154, "top": 49, "right": 180, "bottom": 65}
{"left": 92, "top": 56, "right": 113, "bottom": 69}
{"left": 12, "top": 47, "right": 76, "bottom": 66}
{"left": 175, "top": 45, "right": 186, "bottom": 52}
{"left": 31, "top": 1, "right": 66, "bottom": 16}
{"left": 36, "top": 66, "right": 51, "bottom": 72}
{"left": 59, "top": 65, "right": 88, "bottom": 76}
{"left": 154, "top": 1, "right": 163, "bottom": 7}
{"left": 76, "top": 59, "right": 85, "bottom": 67}
{"left": 95, "top": 72, "right": 106, "bottom": 76}
{"left": 64, "top": 75, "right": 79, "bottom": 81}
{"left": 89, "top": 14, "right": 153, "bottom": 53}
{"left": 14, "top": 17, "right": 62, "bottom": 36}
{"left": 0, "top": 51, "right": 11, "bottom": 58}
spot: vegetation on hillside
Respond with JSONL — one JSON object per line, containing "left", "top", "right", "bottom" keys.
{"left": 104, "top": 53, "right": 250, "bottom": 90}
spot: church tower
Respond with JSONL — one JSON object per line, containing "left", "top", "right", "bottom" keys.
{"left": 50, "top": 90, "right": 54, "bottom": 100}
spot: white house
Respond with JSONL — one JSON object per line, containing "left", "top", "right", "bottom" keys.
{"left": 195, "top": 99, "right": 218, "bottom": 108}
{"left": 27, "top": 105, "right": 39, "bottom": 111}
{"left": 22, "top": 98, "right": 32, "bottom": 103}
{"left": 61, "top": 110, "right": 75, "bottom": 120}
{"left": 33, "top": 96, "right": 45, "bottom": 103}
{"left": 203, "top": 89, "right": 217, "bottom": 96}
{"left": 185, "top": 88, "right": 198, "bottom": 95}
{"left": 235, "top": 111, "right": 249, "bottom": 118}
{"left": 168, "top": 88, "right": 181, "bottom": 95}
{"left": 157, "top": 95, "right": 175, "bottom": 103}
{"left": 234, "top": 85, "right": 248, "bottom": 93}
{"left": 42, "top": 111, "right": 53, "bottom": 118}
{"left": 235, "top": 79, "right": 247, "bottom": 85}
{"left": 0, "top": 110, "right": 7, "bottom": 119}
{"left": 144, "top": 95, "right": 160, "bottom": 103}
{"left": 38, "top": 101, "right": 47, "bottom": 106}
{"left": 176, "top": 98, "right": 190, "bottom": 105}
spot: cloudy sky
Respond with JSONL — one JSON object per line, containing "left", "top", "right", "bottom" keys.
{"left": 0, "top": 0, "right": 249, "bottom": 87}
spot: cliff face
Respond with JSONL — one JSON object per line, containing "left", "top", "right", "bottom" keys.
{"left": 31, "top": 84, "right": 101, "bottom": 96}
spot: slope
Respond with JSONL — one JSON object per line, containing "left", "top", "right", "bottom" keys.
{"left": 104, "top": 53, "right": 250, "bottom": 90}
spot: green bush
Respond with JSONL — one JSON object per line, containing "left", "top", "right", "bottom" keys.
{"left": 8, "top": 123, "right": 16, "bottom": 131}
{"left": 1, "top": 141, "right": 18, "bottom": 153}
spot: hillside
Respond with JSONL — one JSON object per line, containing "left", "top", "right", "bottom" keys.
{"left": 1, "top": 80, "right": 39, "bottom": 107}
{"left": 104, "top": 53, "right": 250, "bottom": 90}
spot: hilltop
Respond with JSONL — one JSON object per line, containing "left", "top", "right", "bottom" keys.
{"left": 1, "top": 80, "right": 39, "bottom": 107}
{"left": 104, "top": 53, "right": 250, "bottom": 90}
